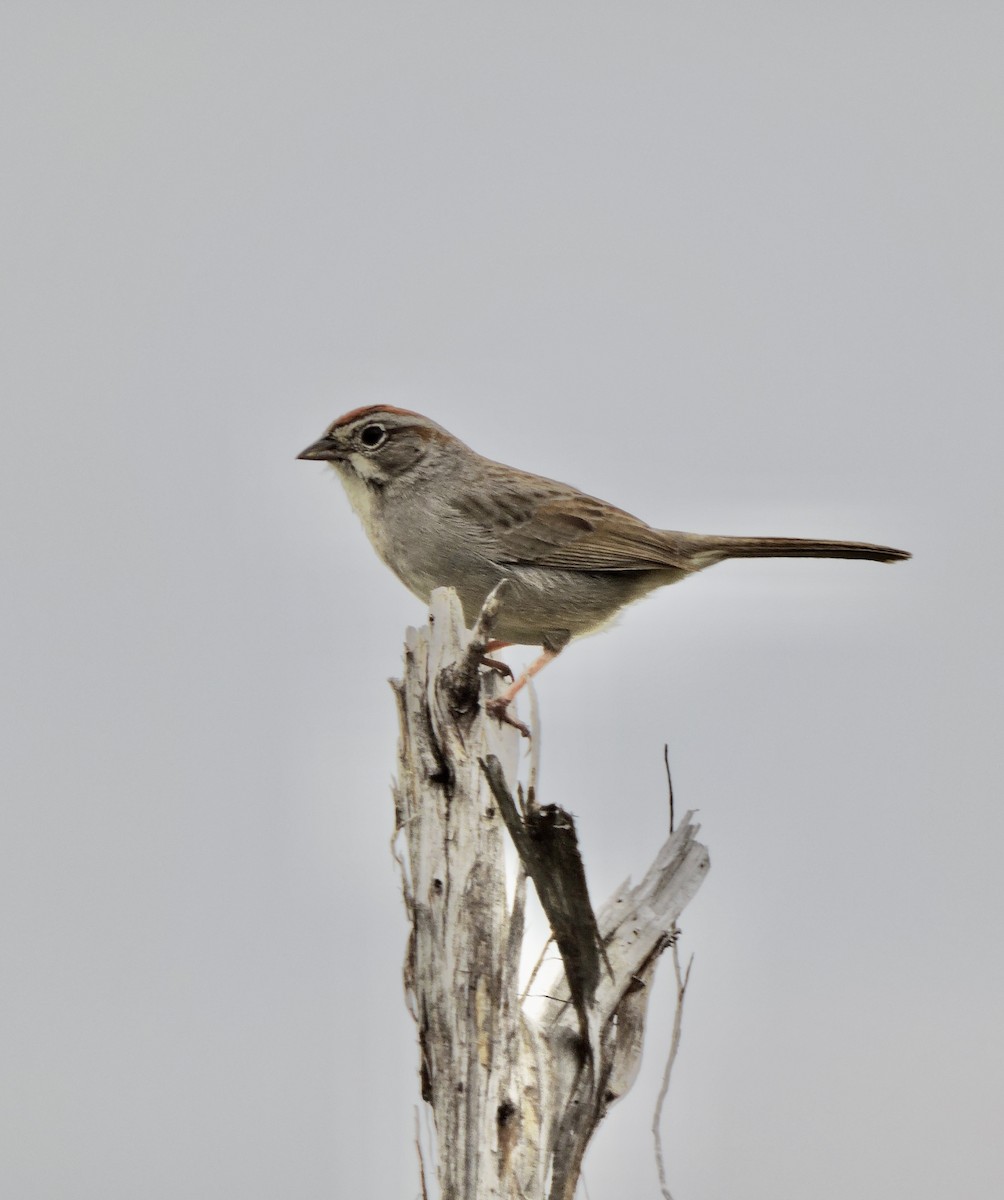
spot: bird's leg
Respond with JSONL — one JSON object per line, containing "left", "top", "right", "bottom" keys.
{"left": 484, "top": 631, "right": 570, "bottom": 738}
{"left": 484, "top": 648, "right": 557, "bottom": 737}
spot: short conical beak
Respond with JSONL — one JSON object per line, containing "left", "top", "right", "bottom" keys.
{"left": 297, "top": 435, "right": 342, "bottom": 462}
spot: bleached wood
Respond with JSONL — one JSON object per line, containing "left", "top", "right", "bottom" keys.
{"left": 392, "top": 587, "right": 710, "bottom": 1200}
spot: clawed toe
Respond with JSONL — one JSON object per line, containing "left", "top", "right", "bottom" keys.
{"left": 478, "top": 655, "right": 514, "bottom": 680}
{"left": 485, "top": 696, "right": 531, "bottom": 739}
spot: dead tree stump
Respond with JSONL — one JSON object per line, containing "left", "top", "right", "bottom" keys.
{"left": 392, "top": 587, "right": 710, "bottom": 1200}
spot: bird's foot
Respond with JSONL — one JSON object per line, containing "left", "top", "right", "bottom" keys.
{"left": 477, "top": 654, "right": 514, "bottom": 680}
{"left": 485, "top": 696, "right": 531, "bottom": 739}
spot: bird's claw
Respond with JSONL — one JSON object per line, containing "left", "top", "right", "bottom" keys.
{"left": 485, "top": 697, "right": 531, "bottom": 739}
{"left": 477, "top": 655, "right": 514, "bottom": 680}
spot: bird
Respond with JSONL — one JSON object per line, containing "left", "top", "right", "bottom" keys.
{"left": 299, "top": 405, "right": 910, "bottom": 734}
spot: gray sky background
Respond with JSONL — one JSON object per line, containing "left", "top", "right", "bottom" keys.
{"left": 2, "top": 4, "right": 1002, "bottom": 1198}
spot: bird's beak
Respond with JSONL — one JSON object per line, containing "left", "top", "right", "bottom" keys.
{"left": 297, "top": 435, "right": 343, "bottom": 462}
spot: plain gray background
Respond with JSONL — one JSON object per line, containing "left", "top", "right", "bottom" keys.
{"left": 3, "top": 3, "right": 1001, "bottom": 1197}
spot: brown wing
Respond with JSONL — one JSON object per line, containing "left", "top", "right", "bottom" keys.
{"left": 455, "top": 472, "right": 694, "bottom": 571}
{"left": 498, "top": 496, "right": 694, "bottom": 570}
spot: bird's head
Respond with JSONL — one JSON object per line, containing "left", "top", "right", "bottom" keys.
{"left": 297, "top": 405, "right": 452, "bottom": 487}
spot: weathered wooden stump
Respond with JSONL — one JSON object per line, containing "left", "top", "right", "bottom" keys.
{"left": 392, "top": 587, "right": 709, "bottom": 1200}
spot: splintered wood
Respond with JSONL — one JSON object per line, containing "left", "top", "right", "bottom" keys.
{"left": 392, "top": 588, "right": 709, "bottom": 1200}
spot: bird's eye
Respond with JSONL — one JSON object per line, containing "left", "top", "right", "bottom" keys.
{"left": 358, "top": 423, "right": 387, "bottom": 450}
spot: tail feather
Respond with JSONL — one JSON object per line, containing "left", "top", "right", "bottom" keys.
{"left": 704, "top": 535, "right": 910, "bottom": 565}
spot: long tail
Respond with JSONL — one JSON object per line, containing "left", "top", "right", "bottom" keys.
{"left": 701, "top": 535, "right": 910, "bottom": 564}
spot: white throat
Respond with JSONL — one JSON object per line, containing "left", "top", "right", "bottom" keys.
{"left": 330, "top": 461, "right": 390, "bottom": 558}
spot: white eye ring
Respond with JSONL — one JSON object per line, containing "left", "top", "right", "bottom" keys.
{"left": 358, "top": 423, "right": 387, "bottom": 450}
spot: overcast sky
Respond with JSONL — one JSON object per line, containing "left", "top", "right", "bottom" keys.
{"left": 2, "top": 4, "right": 1002, "bottom": 1198}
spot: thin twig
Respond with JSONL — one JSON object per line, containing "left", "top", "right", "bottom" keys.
{"left": 519, "top": 936, "right": 556, "bottom": 1004}
{"left": 652, "top": 939, "right": 694, "bottom": 1200}
{"left": 390, "top": 823, "right": 414, "bottom": 905}
{"left": 414, "top": 1106, "right": 429, "bottom": 1200}
{"left": 653, "top": 744, "right": 687, "bottom": 1199}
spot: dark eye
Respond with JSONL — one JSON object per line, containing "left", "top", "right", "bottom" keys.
{"left": 358, "top": 423, "right": 387, "bottom": 450}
